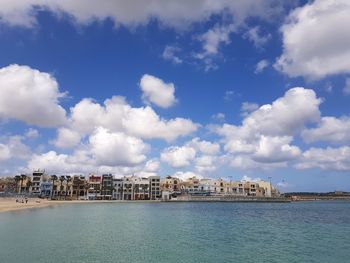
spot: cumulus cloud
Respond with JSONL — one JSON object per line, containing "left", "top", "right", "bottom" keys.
{"left": 28, "top": 127, "right": 150, "bottom": 173}
{"left": 194, "top": 23, "right": 235, "bottom": 71}
{"left": 160, "top": 145, "right": 196, "bottom": 168}
{"left": 217, "top": 88, "right": 321, "bottom": 140}
{"left": 243, "top": 26, "right": 271, "bottom": 48}
{"left": 228, "top": 154, "right": 287, "bottom": 170}
{"left": 296, "top": 146, "right": 350, "bottom": 171}
{"left": 162, "top": 46, "right": 182, "bottom": 64}
{"left": 186, "top": 137, "right": 220, "bottom": 155}
{"left": 140, "top": 74, "right": 177, "bottom": 108}
{"left": 0, "top": 144, "right": 11, "bottom": 162}
{"left": 241, "top": 175, "right": 262, "bottom": 182}
{"left": 53, "top": 127, "right": 81, "bottom": 149}
{"left": 240, "top": 102, "right": 259, "bottom": 116}
{"left": 0, "top": 64, "right": 67, "bottom": 127}
{"left": 135, "top": 159, "right": 160, "bottom": 178}
{"left": 197, "top": 24, "right": 235, "bottom": 57}
{"left": 275, "top": 0, "right": 350, "bottom": 79}
{"left": 28, "top": 150, "right": 93, "bottom": 174}
{"left": 0, "top": 136, "right": 31, "bottom": 162}
{"left": 89, "top": 127, "right": 148, "bottom": 167}
{"left": 254, "top": 59, "right": 270, "bottom": 74}
{"left": 195, "top": 155, "right": 217, "bottom": 173}
{"left": 0, "top": 1, "right": 283, "bottom": 29}
{"left": 172, "top": 171, "right": 202, "bottom": 181}
{"left": 70, "top": 96, "right": 197, "bottom": 141}
{"left": 25, "top": 128, "right": 39, "bottom": 139}
{"left": 211, "top": 113, "right": 225, "bottom": 121}
{"left": 301, "top": 116, "right": 350, "bottom": 144}
{"left": 344, "top": 78, "right": 350, "bottom": 95}
{"left": 252, "top": 136, "right": 301, "bottom": 163}
{"left": 213, "top": 87, "right": 320, "bottom": 169}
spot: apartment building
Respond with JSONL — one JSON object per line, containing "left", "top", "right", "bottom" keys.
{"left": 149, "top": 176, "right": 161, "bottom": 200}
{"left": 31, "top": 170, "right": 44, "bottom": 195}
{"left": 101, "top": 174, "right": 113, "bottom": 200}
{"left": 160, "top": 176, "right": 181, "bottom": 194}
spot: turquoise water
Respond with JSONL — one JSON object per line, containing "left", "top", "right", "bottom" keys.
{"left": 0, "top": 201, "right": 350, "bottom": 263}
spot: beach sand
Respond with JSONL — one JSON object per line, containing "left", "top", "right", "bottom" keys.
{"left": 0, "top": 197, "right": 52, "bottom": 213}
{"left": 0, "top": 198, "right": 162, "bottom": 213}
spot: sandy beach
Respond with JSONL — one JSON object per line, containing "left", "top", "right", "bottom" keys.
{"left": 0, "top": 198, "right": 163, "bottom": 213}
{"left": 0, "top": 197, "right": 53, "bottom": 213}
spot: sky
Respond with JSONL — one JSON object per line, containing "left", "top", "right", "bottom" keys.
{"left": 0, "top": 0, "right": 350, "bottom": 192}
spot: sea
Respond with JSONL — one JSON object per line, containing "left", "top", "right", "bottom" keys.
{"left": 0, "top": 201, "right": 349, "bottom": 263}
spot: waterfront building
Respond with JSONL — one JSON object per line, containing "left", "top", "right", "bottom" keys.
{"left": 198, "top": 179, "right": 216, "bottom": 194}
{"left": 160, "top": 176, "right": 182, "bottom": 195}
{"left": 87, "top": 175, "right": 101, "bottom": 200}
{"left": 112, "top": 178, "right": 123, "bottom": 200}
{"left": 213, "top": 178, "right": 226, "bottom": 194}
{"left": 15, "top": 174, "right": 31, "bottom": 194}
{"left": 40, "top": 181, "right": 52, "bottom": 197}
{"left": 133, "top": 177, "right": 150, "bottom": 200}
{"left": 30, "top": 170, "right": 44, "bottom": 195}
{"left": 182, "top": 177, "right": 200, "bottom": 194}
{"left": 122, "top": 176, "right": 133, "bottom": 200}
{"left": 101, "top": 174, "right": 113, "bottom": 200}
{"left": 72, "top": 175, "right": 87, "bottom": 200}
{"left": 149, "top": 176, "right": 161, "bottom": 200}
{"left": 254, "top": 181, "right": 272, "bottom": 197}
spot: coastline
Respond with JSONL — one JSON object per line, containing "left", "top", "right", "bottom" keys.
{"left": 0, "top": 198, "right": 52, "bottom": 213}
{"left": 1, "top": 197, "right": 349, "bottom": 213}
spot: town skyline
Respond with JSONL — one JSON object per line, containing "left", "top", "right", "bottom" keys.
{"left": 0, "top": 1, "right": 350, "bottom": 192}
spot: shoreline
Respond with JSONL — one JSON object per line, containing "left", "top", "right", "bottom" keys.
{"left": 0, "top": 198, "right": 52, "bottom": 213}
{"left": 1, "top": 197, "right": 348, "bottom": 213}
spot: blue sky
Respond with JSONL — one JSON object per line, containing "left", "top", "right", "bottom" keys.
{"left": 0, "top": 0, "right": 350, "bottom": 192}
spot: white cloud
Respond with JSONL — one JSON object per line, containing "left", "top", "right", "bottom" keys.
{"left": 212, "top": 112, "right": 225, "bottom": 121}
{"left": 195, "top": 155, "right": 217, "bottom": 173}
{"left": 70, "top": 96, "right": 197, "bottom": 142}
{"left": 0, "top": 136, "right": 31, "bottom": 161}
{"left": 28, "top": 150, "right": 93, "bottom": 174}
{"left": 135, "top": 159, "right": 160, "bottom": 178}
{"left": 277, "top": 181, "right": 291, "bottom": 189}
{"left": 254, "top": 59, "right": 270, "bottom": 74}
{"left": 344, "top": 78, "right": 350, "bottom": 95}
{"left": 240, "top": 102, "right": 259, "bottom": 116}
{"left": 186, "top": 137, "right": 220, "bottom": 155}
{"left": 296, "top": 146, "right": 350, "bottom": 171}
{"left": 216, "top": 88, "right": 321, "bottom": 140}
{"left": 228, "top": 155, "right": 287, "bottom": 170}
{"left": 162, "top": 46, "right": 182, "bottom": 64}
{"left": 140, "top": 74, "right": 177, "bottom": 108}
{"left": 243, "top": 26, "right": 271, "bottom": 48}
{"left": 275, "top": 0, "right": 350, "bottom": 79}
{"left": 172, "top": 171, "right": 202, "bottom": 181}
{"left": 28, "top": 127, "right": 150, "bottom": 173}
{"left": 212, "top": 87, "right": 320, "bottom": 169}
{"left": 89, "top": 127, "right": 148, "bottom": 167}
{"left": 301, "top": 116, "right": 350, "bottom": 144}
{"left": 195, "top": 23, "right": 235, "bottom": 71}
{"left": 241, "top": 175, "right": 262, "bottom": 182}
{"left": 0, "top": 144, "right": 11, "bottom": 162}
{"left": 0, "top": 1, "right": 283, "bottom": 29}
{"left": 53, "top": 127, "right": 81, "bottom": 149}
{"left": 143, "top": 159, "right": 160, "bottom": 173}
{"left": 252, "top": 136, "right": 301, "bottom": 163}
{"left": 25, "top": 128, "right": 39, "bottom": 139}
{"left": 197, "top": 24, "right": 235, "bottom": 57}
{"left": 0, "top": 64, "right": 67, "bottom": 127}
{"left": 160, "top": 145, "right": 196, "bottom": 168}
